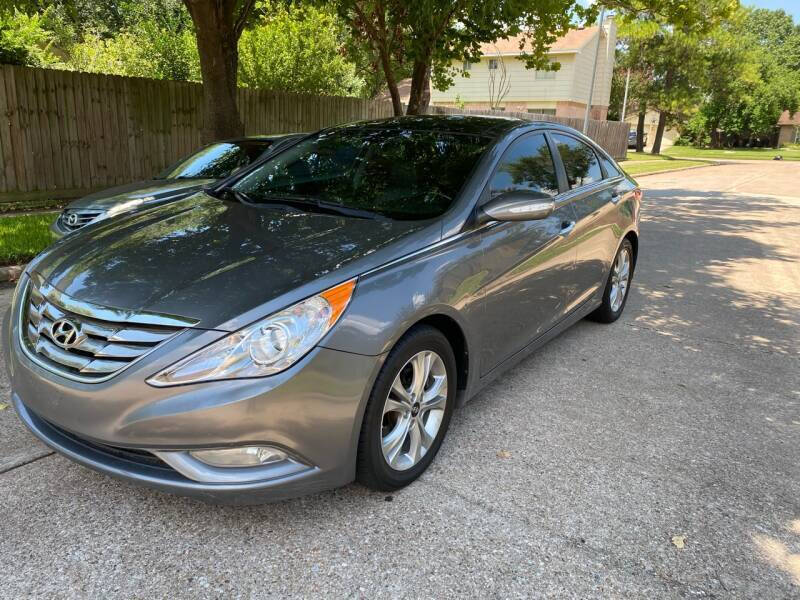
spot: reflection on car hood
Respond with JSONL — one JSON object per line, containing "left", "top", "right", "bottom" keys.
{"left": 30, "top": 193, "right": 432, "bottom": 330}
{"left": 67, "top": 179, "right": 216, "bottom": 210}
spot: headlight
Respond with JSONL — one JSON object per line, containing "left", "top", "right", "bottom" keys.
{"left": 147, "top": 278, "right": 356, "bottom": 386}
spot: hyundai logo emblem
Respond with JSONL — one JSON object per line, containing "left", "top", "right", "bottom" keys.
{"left": 66, "top": 212, "right": 79, "bottom": 226}
{"left": 50, "top": 318, "right": 84, "bottom": 349}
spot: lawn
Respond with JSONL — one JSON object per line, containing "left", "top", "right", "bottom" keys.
{"left": 664, "top": 144, "right": 800, "bottom": 161}
{"left": 0, "top": 212, "right": 58, "bottom": 267}
{"left": 620, "top": 159, "right": 710, "bottom": 176}
{"left": 620, "top": 152, "right": 676, "bottom": 162}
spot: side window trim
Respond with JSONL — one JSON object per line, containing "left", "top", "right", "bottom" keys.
{"left": 544, "top": 131, "right": 569, "bottom": 194}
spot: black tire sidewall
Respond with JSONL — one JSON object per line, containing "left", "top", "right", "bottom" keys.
{"left": 357, "top": 327, "right": 457, "bottom": 491}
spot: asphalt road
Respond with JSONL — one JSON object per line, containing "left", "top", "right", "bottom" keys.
{"left": 1, "top": 162, "right": 799, "bottom": 598}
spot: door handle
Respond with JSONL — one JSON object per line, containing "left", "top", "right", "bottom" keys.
{"left": 559, "top": 220, "right": 575, "bottom": 236}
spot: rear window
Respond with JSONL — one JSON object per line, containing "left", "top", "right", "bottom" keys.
{"left": 551, "top": 134, "right": 603, "bottom": 189}
{"left": 601, "top": 155, "right": 621, "bottom": 178}
{"left": 231, "top": 126, "right": 491, "bottom": 220}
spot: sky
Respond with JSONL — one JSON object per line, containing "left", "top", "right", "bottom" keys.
{"left": 744, "top": 0, "right": 800, "bottom": 22}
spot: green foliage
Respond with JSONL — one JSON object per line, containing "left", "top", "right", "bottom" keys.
{"left": 614, "top": 3, "right": 800, "bottom": 147}
{"left": 0, "top": 9, "right": 59, "bottom": 67}
{"left": 68, "top": 25, "right": 200, "bottom": 80}
{"left": 238, "top": 2, "right": 364, "bottom": 96}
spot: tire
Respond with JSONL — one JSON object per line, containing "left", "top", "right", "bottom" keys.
{"left": 589, "top": 238, "right": 634, "bottom": 324}
{"left": 356, "top": 325, "right": 457, "bottom": 491}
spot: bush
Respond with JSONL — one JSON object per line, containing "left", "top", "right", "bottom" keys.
{"left": 238, "top": 3, "right": 364, "bottom": 96}
{"left": 676, "top": 113, "right": 711, "bottom": 147}
{"left": 0, "top": 10, "right": 59, "bottom": 67}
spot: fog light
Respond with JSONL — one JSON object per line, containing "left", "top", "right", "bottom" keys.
{"left": 190, "top": 446, "right": 287, "bottom": 467}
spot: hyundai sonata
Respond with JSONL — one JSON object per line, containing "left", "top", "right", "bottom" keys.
{"left": 4, "top": 116, "right": 640, "bottom": 503}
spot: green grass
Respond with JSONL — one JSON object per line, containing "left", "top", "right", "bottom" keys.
{"left": 664, "top": 145, "right": 800, "bottom": 161}
{"left": 619, "top": 152, "right": 676, "bottom": 162}
{"left": 621, "top": 159, "right": 710, "bottom": 176}
{"left": 0, "top": 212, "right": 58, "bottom": 267}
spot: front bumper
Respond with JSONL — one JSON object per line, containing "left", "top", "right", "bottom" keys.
{"left": 5, "top": 304, "right": 384, "bottom": 504}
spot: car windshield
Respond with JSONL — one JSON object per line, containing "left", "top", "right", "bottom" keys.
{"left": 158, "top": 141, "right": 273, "bottom": 180}
{"left": 230, "top": 125, "right": 491, "bottom": 220}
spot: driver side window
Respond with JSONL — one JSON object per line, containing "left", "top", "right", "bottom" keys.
{"left": 488, "top": 134, "right": 560, "bottom": 200}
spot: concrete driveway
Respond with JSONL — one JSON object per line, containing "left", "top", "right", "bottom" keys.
{"left": 1, "top": 162, "right": 798, "bottom": 598}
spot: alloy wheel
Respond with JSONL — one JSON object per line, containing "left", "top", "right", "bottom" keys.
{"left": 610, "top": 246, "right": 631, "bottom": 312}
{"left": 380, "top": 350, "right": 448, "bottom": 471}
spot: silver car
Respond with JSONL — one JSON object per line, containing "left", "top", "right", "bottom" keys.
{"left": 4, "top": 116, "right": 641, "bottom": 503}
{"left": 51, "top": 135, "right": 304, "bottom": 237}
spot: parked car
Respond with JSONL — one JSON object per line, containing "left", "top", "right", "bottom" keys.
{"left": 5, "top": 116, "right": 641, "bottom": 503}
{"left": 628, "top": 129, "right": 648, "bottom": 148}
{"left": 51, "top": 134, "right": 305, "bottom": 237}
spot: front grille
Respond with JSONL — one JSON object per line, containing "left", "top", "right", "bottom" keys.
{"left": 60, "top": 209, "right": 103, "bottom": 231}
{"left": 21, "top": 274, "right": 195, "bottom": 382}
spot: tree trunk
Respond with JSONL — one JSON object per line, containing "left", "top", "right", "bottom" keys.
{"left": 710, "top": 127, "right": 720, "bottom": 149}
{"left": 651, "top": 111, "right": 667, "bottom": 155}
{"left": 375, "top": 44, "right": 403, "bottom": 117}
{"left": 406, "top": 59, "right": 430, "bottom": 115}
{"left": 636, "top": 109, "right": 646, "bottom": 153}
{"left": 185, "top": 0, "right": 245, "bottom": 142}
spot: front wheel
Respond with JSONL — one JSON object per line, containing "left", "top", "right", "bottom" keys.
{"left": 356, "top": 326, "right": 456, "bottom": 491}
{"left": 589, "top": 239, "right": 634, "bottom": 323}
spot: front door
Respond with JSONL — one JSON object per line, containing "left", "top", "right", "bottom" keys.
{"left": 477, "top": 133, "right": 577, "bottom": 376}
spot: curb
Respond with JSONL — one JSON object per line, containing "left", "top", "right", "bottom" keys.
{"left": 632, "top": 161, "right": 721, "bottom": 178}
{"left": 0, "top": 264, "right": 24, "bottom": 283}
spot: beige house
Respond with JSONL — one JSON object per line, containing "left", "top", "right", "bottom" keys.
{"left": 430, "top": 20, "right": 616, "bottom": 119}
{"left": 777, "top": 110, "right": 800, "bottom": 145}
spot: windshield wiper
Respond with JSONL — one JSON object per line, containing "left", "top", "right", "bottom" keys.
{"left": 253, "top": 193, "right": 386, "bottom": 220}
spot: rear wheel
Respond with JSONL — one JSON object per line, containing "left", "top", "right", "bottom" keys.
{"left": 356, "top": 326, "right": 456, "bottom": 491}
{"left": 589, "top": 239, "right": 634, "bottom": 323}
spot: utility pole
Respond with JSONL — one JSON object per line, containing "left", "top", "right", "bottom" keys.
{"left": 620, "top": 67, "right": 631, "bottom": 122}
{"left": 583, "top": 5, "right": 606, "bottom": 133}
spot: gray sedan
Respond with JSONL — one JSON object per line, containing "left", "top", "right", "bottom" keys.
{"left": 4, "top": 116, "right": 641, "bottom": 503}
{"left": 51, "top": 134, "right": 304, "bottom": 237}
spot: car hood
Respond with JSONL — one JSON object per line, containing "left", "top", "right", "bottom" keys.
{"left": 30, "top": 193, "right": 434, "bottom": 331}
{"left": 68, "top": 179, "right": 216, "bottom": 210}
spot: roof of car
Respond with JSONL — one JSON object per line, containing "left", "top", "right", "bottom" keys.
{"left": 332, "top": 115, "right": 528, "bottom": 138}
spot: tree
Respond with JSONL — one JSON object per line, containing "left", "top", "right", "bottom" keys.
{"left": 334, "top": 0, "right": 737, "bottom": 118}
{"left": 182, "top": 0, "right": 255, "bottom": 141}
{"left": 486, "top": 48, "right": 510, "bottom": 111}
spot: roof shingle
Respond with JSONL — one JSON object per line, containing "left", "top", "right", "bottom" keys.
{"left": 479, "top": 26, "right": 599, "bottom": 56}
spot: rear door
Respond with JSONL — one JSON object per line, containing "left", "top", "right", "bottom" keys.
{"left": 549, "top": 133, "right": 621, "bottom": 312}
{"left": 477, "top": 132, "right": 577, "bottom": 376}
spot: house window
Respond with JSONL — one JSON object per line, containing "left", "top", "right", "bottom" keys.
{"left": 527, "top": 108, "right": 557, "bottom": 116}
{"left": 462, "top": 60, "right": 471, "bottom": 72}
{"left": 488, "top": 59, "right": 499, "bottom": 70}
{"left": 535, "top": 69, "right": 556, "bottom": 80}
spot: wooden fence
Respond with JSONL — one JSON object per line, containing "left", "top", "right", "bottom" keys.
{"left": 0, "top": 65, "right": 394, "bottom": 201}
{"left": 427, "top": 106, "right": 630, "bottom": 159}
{"left": 0, "top": 64, "right": 629, "bottom": 202}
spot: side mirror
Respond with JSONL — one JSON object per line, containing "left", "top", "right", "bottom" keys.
{"left": 478, "top": 190, "right": 555, "bottom": 223}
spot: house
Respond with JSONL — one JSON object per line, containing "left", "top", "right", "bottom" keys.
{"left": 430, "top": 19, "right": 616, "bottom": 119}
{"left": 777, "top": 110, "right": 800, "bottom": 145}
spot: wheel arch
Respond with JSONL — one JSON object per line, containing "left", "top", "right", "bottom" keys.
{"left": 623, "top": 229, "right": 639, "bottom": 269}
{"left": 382, "top": 310, "right": 471, "bottom": 407}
